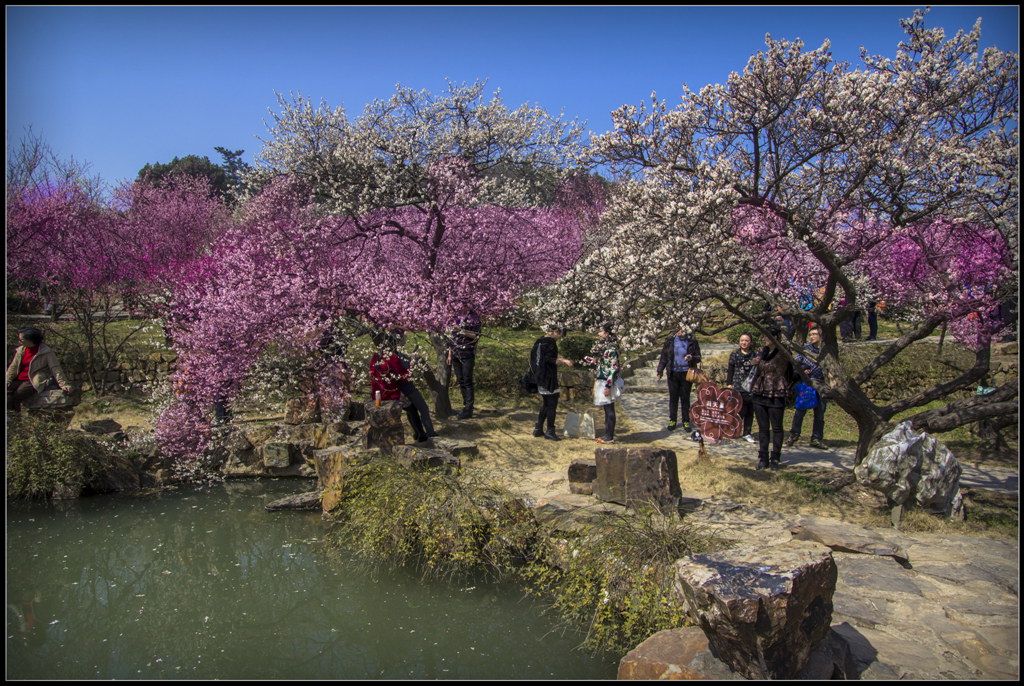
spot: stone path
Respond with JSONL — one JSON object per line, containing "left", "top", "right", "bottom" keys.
{"left": 605, "top": 342, "right": 1019, "bottom": 679}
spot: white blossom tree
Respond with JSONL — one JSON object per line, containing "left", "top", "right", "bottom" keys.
{"left": 543, "top": 10, "right": 1018, "bottom": 462}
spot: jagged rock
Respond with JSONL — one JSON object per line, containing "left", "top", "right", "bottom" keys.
{"left": 284, "top": 395, "right": 320, "bottom": 424}
{"left": 790, "top": 514, "right": 908, "bottom": 564}
{"left": 568, "top": 457, "right": 597, "bottom": 495}
{"left": 81, "top": 418, "right": 123, "bottom": 435}
{"left": 617, "top": 626, "right": 743, "bottom": 680}
{"left": 313, "top": 446, "right": 377, "bottom": 514}
{"left": 263, "top": 442, "right": 296, "bottom": 468}
{"left": 674, "top": 540, "right": 837, "bottom": 680}
{"left": 391, "top": 445, "right": 461, "bottom": 472}
{"left": 431, "top": 438, "right": 479, "bottom": 460}
{"left": 532, "top": 494, "right": 627, "bottom": 532}
{"left": 594, "top": 446, "right": 680, "bottom": 510}
{"left": 854, "top": 421, "right": 964, "bottom": 519}
{"left": 265, "top": 490, "right": 321, "bottom": 511}
{"left": 361, "top": 400, "right": 405, "bottom": 454}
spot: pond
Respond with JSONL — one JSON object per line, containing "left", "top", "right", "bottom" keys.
{"left": 6, "top": 480, "right": 618, "bottom": 680}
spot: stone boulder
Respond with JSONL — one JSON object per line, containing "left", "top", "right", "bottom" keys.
{"left": 265, "top": 490, "right": 321, "bottom": 511}
{"left": 617, "top": 626, "right": 743, "bottom": 680}
{"left": 568, "top": 457, "right": 597, "bottom": 495}
{"left": 431, "top": 438, "right": 479, "bottom": 460}
{"left": 80, "top": 418, "right": 123, "bottom": 435}
{"left": 594, "top": 446, "right": 680, "bottom": 510}
{"left": 391, "top": 445, "right": 461, "bottom": 472}
{"left": 854, "top": 421, "right": 964, "bottom": 519}
{"left": 284, "top": 395, "right": 320, "bottom": 424}
{"left": 313, "top": 445, "right": 377, "bottom": 514}
{"left": 674, "top": 540, "right": 837, "bottom": 680}
{"left": 360, "top": 400, "right": 406, "bottom": 454}
{"left": 262, "top": 442, "right": 296, "bottom": 468}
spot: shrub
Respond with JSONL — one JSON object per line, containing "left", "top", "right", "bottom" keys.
{"left": 7, "top": 414, "right": 113, "bottom": 499}
{"left": 522, "top": 508, "right": 723, "bottom": 654}
{"left": 327, "top": 460, "right": 537, "bottom": 580}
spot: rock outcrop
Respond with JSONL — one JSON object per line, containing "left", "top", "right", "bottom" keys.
{"left": 594, "top": 446, "right": 680, "bottom": 510}
{"left": 674, "top": 540, "right": 838, "bottom": 680}
{"left": 855, "top": 421, "right": 964, "bottom": 520}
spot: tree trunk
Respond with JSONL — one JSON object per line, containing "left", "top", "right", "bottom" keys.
{"left": 423, "top": 333, "right": 454, "bottom": 419}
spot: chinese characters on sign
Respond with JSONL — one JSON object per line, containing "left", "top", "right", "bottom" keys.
{"left": 689, "top": 382, "right": 745, "bottom": 443}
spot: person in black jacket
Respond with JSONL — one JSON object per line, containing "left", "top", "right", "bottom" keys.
{"left": 530, "top": 324, "right": 574, "bottom": 440}
{"left": 656, "top": 326, "right": 702, "bottom": 431}
{"left": 726, "top": 332, "right": 757, "bottom": 442}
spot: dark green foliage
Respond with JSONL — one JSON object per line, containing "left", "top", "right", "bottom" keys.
{"left": 7, "top": 414, "right": 113, "bottom": 499}
{"left": 137, "top": 154, "right": 229, "bottom": 197}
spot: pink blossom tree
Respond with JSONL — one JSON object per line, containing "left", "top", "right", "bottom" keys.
{"left": 6, "top": 173, "right": 230, "bottom": 394}
{"left": 156, "top": 166, "right": 594, "bottom": 459}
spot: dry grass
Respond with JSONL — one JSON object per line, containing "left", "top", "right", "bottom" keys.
{"left": 456, "top": 398, "right": 1017, "bottom": 539}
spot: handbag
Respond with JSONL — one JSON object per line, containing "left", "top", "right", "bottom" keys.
{"left": 686, "top": 367, "right": 709, "bottom": 384}
{"left": 519, "top": 370, "right": 539, "bottom": 394}
{"left": 794, "top": 382, "right": 819, "bottom": 409}
{"left": 740, "top": 367, "right": 757, "bottom": 394}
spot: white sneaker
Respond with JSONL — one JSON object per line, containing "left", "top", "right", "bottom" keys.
{"left": 742, "top": 434, "right": 755, "bottom": 443}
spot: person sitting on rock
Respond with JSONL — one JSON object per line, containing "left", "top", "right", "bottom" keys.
{"left": 369, "top": 334, "right": 428, "bottom": 443}
{"left": 6, "top": 327, "right": 74, "bottom": 413}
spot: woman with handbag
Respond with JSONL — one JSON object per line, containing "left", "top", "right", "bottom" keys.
{"left": 584, "top": 322, "right": 622, "bottom": 444}
{"left": 749, "top": 326, "right": 794, "bottom": 470}
{"left": 530, "top": 324, "right": 573, "bottom": 441}
{"left": 6, "top": 327, "right": 74, "bottom": 413}
{"left": 656, "top": 325, "right": 702, "bottom": 432}
{"left": 726, "top": 332, "right": 757, "bottom": 442}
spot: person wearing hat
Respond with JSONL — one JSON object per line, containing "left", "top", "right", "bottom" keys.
{"left": 656, "top": 324, "right": 702, "bottom": 431}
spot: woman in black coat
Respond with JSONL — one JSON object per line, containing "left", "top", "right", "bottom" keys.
{"left": 530, "top": 324, "right": 574, "bottom": 440}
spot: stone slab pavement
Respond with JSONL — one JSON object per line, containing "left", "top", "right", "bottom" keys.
{"left": 607, "top": 344, "right": 1018, "bottom": 679}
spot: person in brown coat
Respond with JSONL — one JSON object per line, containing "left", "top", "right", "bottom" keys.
{"left": 6, "top": 327, "right": 74, "bottom": 412}
{"left": 749, "top": 326, "right": 794, "bottom": 470}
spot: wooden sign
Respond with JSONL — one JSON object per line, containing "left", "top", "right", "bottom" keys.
{"left": 689, "top": 382, "right": 745, "bottom": 443}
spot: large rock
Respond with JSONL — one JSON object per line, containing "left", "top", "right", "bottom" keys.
{"left": 618, "top": 626, "right": 743, "bottom": 680}
{"left": 265, "top": 490, "right": 321, "bottom": 511}
{"left": 262, "top": 442, "right": 296, "bottom": 468}
{"left": 594, "top": 446, "right": 680, "bottom": 510}
{"left": 313, "top": 446, "right": 377, "bottom": 514}
{"left": 284, "top": 395, "right": 320, "bottom": 424}
{"left": 854, "top": 421, "right": 964, "bottom": 519}
{"left": 790, "top": 514, "right": 908, "bottom": 564}
{"left": 674, "top": 540, "right": 837, "bottom": 680}
{"left": 431, "top": 438, "right": 479, "bottom": 460}
{"left": 361, "top": 400, "right": 406, "bottom": 454}
{"left": 391, "top": 445, "right": 461, "bottom": 472}
{"left": 568, "top": 457, "right": 597, "bottom": 495}
{"left": 80, "top": 418, "right": 123, "bottom": 435}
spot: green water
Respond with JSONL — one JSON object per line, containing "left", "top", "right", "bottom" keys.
{"left": 6, "top": 480, "right": 618, "bottom": 680}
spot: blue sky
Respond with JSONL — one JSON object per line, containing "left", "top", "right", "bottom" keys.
{"left": 6, "top": 5, "right": 1018, "bottom": 188}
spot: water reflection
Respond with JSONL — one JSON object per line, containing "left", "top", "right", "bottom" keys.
{"left": 7, "top": 481, "right": 617, "bottom": 680}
